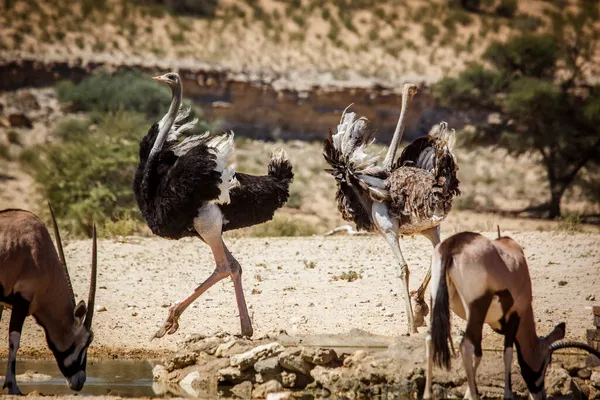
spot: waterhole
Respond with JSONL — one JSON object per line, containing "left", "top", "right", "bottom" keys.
{"left": 0, "top": 359, "right": 156, "bottom": 397}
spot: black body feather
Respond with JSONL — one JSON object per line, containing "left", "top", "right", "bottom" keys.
{"left": 221, "top": 157, "right": 293, "bottom": 232}
{"left": 133, "top": 124, "right": 293, "bottom": 239}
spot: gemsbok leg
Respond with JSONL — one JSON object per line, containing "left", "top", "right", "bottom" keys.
{"left": 461, "top": 295, "right": 492, "bottom": 400}
{"left": 3, "top": 297, "right": 29, "bottom": 395}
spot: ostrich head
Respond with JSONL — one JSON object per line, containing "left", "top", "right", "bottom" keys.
{"left": 403, "top": 83, "right": 418, "bottom": 100}
{"left": 152, "top": 72, "right": 181, "bottom": 90}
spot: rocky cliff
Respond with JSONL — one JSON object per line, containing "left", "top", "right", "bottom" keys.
{"left": 0, "top": 55, "right": 471, "bottom": 141}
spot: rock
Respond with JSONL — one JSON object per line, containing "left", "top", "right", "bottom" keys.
{"left": 12, "top": 370, "right": 51, "bottom": 382}
{"left": 215, "top": 339, "right": 238, "bottom": 357}
{"left": 254, "top": 356, "right": 281, "bottom": 375}
{"left": 188, "top": 336, "right": 223, "bottom": 355}
{"left": 231, "top": 380, "right": 252, "bottom": 398}
{"left": 591, "top": 370, "right": 600, "bottom": 389}
{"left": 578, "top": 368, "right": 592, "bottom": 380}
{"left": 218, "top": 366, "right": 253, "bottom": 384}
{"left": 278, "top": 348, "right": 312, "bottom": 376}
{"left": 573, "top": 377, "right": 590, "bottom": 399}
{"left": 281, "top": 371, "right": 296, "bottom": 388}
{"left": 546, "top": 366, "right": 573, "bottom": 396}
{"left": 164, "top": 351, "right": 197, "bottom": 372}
{"left": 8, "top": 113, "right": 32, "bottom": 128}
{"left": 179, "top": 371, "right": 200, "bottom": 396}
{"left": 301, "top": 347, "right": 337, "bottom": 365}
{"left": 266, "top": 392, "right": 292, "bottom": 400}
{"left": 230, "top": 342, "right": 285, "bottom": 370}
{"left": 152, "top": 365, "right": 168, "bottom": 382}
{"left": 253, "top": 380, "right": 283, "bottom": 399}
{"left": 310, "top": 365, "right": 341, "bottom": 387}
{"left": 96, "top": 306, "right": 107, "bottom": 312}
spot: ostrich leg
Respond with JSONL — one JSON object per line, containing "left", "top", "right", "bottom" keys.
{"left": 153, "top": 205, "right": 253, "bottom": 339}
{"left": 412, "top": 225, "right": 441, "bottom": 328}
{"left": 372, "top": 203, "right": 417, "bottom": 335}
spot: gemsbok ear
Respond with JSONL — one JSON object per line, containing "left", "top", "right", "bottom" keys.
{"left": 545, "top": 322, "right": 566, "bottom": 343}
{"left": 74, "top": 300, "right": 87, "bottom": 324}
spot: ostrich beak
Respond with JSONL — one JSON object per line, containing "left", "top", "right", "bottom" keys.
{"left": 152, "top": 75, "right": 167, "bottom": 83}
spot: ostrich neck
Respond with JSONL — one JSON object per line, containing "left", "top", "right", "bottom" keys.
{"left": 382, "top": 89, "right": 411, "bottom": 171}
{"left": 149, "top": 83, "right": 182, "bottom": 160}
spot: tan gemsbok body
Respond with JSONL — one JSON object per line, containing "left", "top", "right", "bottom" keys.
{"left": 0, "top": 205, "right": 96, "bottom": 394}
{"left": 424, "top": 230, "right": 600, "bottom": 400}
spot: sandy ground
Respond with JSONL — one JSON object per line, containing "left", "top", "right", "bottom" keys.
{"left": 1, "top": 230, "right": 597, "bottom": 360}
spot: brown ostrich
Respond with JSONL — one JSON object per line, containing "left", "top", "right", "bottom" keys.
{"left": 323, "top": 84, "right": 460, "bottom": 334}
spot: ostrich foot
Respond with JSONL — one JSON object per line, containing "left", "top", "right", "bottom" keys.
{"left": 411, "top": 291, "right": 429, "bottom": 328}
{"left": 152, "top": 306, "right": 181, "bottom": 340}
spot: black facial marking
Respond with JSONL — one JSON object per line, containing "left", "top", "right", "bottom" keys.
{"left": 33, "top": 317, "right": 91, "bottom": 380}
{"left": 515, "top": 340, "right": 546, "bottom": 393}
{"left": 465, "top": 291, "right": 494, "bottom": 357}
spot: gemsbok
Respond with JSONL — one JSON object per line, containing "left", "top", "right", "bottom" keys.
{"left": 0, "top": 205, "right": 97, "bottom": 394}
{"left": 424, "top": 230, "right": 600, "bottom": 400}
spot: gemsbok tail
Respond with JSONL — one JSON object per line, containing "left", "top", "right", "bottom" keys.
{"left": 431, "top": 248, "right": 453, "bottom": 369}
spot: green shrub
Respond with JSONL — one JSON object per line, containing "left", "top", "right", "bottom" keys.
{"left": 556, "top": 214, "right": 582, "bottom": 233}
{"left": 484, "top": 34, "right": 557, "bottom": 79}
{"left": 22, "top": 111, "right": 148, "bottom": 236}
{"left": 511, "top": 14, "right": 543, "bottom": 32}
{"left": 0, "top": 144, "right": 11, "bottom": 160}
{"left": 7, "top": 131, "right": 20, "bottom": 145}
{"left": 233, "top": 216, "right": 318, "bottom": 237}
{"left": 423, "top": 22, "right": 440, "bottom": 43}
{"left": 56, "top": 72, "right": 210, "bottom": 133}
{"left": 102, "top": 214, "right": 144, "bottom": 237}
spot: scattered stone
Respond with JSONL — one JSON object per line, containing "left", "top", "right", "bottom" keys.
{"left": 278, "top": 348, "right": 312, "bottom": 376}
{"left": 215, "top": 340, "right": 238, "bottom": 358}
{"left": 546, "top": 366, "right": 572, "bottom": 396}
{"left": 164, "top": 352, "right": 197, "bottom": 372}
{"left": 10, "top": 370, "right": 52, "bottom": 382}
{"left": 572, "top": 377, "right": 590, "bottom": 399}
{"left": 230, "top": 342, "right": 285, "bottom": 370}
{"left": 231, "top": 380, "right": 252, "bottom": 398}
{"left": 578, "top": 368, "right": 592, "bottom": 380}
{"left": 188, "top": 336, "right": 223, "bottom": 355}
{"left": 281, "top": 371, "right": 296, "bottom": 388}
{"left": 96, "top": 306, "right": 107, "bottom": 312}
{"left": 254, "top": 357, "right": 281, "bottom": 375}
{"left": 152, "top": 365, "right": 168, "bottom": 382}
{"left": 301, "top": 347, "right": 337, "bottom": 365}
{"left": 253, "top": 380, "right": 283, "bottom": 399}
{"left": 218, "top": 366, "right": 253, "bottom": 384}
{"left": 266, "top": 391, "right": 292, "bottom": 400}
{"left": 558, "top": 280, "right": 568, "bottom": 287}
{"left": 591, "top": 371, "right": 600, "bottom": 389}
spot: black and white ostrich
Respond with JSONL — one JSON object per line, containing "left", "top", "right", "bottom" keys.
{"left": 133, "top": 72, "right": 293, "bottom": 338}
{"left": 323, "top": 83, "right": 460, "bottom": 334}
